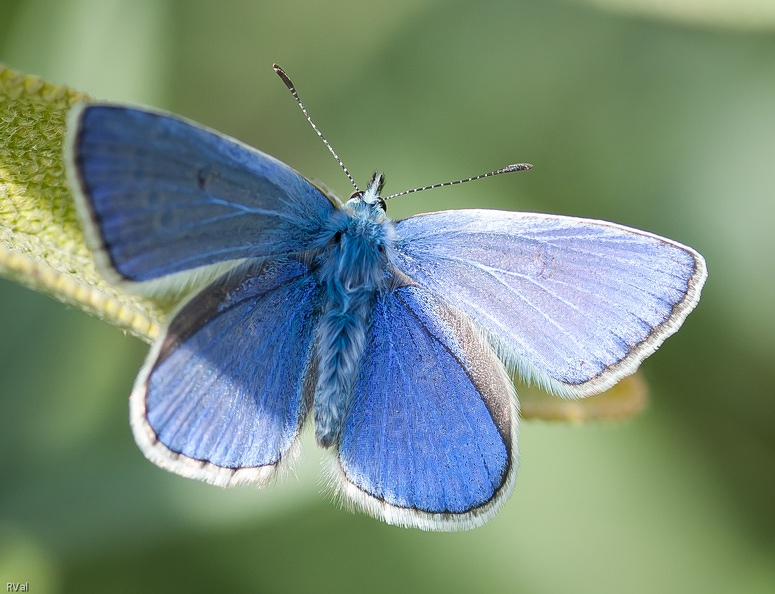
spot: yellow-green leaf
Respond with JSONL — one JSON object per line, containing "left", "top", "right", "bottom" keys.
{"left": 0, "top": 63, "right": 166, "bottom": 342}
{"left": 519, "top": 373, "right": 647, "bottom": 422}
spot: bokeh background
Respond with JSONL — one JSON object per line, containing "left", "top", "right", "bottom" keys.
{"left": 1, "top": 0, "right": 774, "bottom": 592}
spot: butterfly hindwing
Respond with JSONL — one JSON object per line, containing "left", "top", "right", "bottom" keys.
{"left": 393, "top": 209, "right": 707, "bottom": 396}
{"left": 130, "top": 258, "right": 321, "bottom": 487}
{"left": 333, "top": 285, "right": 519, "bottom": 531}
{"left": 66, "top": 103, "right": 336, "bottom": 283}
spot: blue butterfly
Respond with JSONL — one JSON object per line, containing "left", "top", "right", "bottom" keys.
{"left": 65, "top": 65, "right": 706, "bottom": 531}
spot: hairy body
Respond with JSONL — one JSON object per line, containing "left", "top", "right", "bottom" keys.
{"left": 312, "top": 175, "right": 396, "bottom": 447}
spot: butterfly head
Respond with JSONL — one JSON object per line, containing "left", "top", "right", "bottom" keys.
{"left": 346, "top": 172, "right": 387, "bottom": 216}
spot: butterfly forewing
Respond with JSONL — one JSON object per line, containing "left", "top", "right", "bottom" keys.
{"left": 393, "top": 209, "right": 707, "bottom": 397}
{"left": 67, "top": 104, "right": 335, "bottom": 282}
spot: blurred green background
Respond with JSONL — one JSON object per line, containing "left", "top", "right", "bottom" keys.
{"left": 1, "top": 0, "right": 774, "bottom": 592}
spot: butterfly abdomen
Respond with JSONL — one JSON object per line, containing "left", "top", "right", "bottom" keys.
{"left": 313, "top": 199, "right": 396, "bottom": 448}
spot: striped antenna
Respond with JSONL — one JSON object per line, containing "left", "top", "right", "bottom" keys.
{"left": 383, "top": 163, "right": 533, "bottom": 201}
{"left": 273, "top": 64, "right": 360, "bottom": 193}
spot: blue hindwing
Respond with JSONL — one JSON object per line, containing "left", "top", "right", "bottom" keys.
{"left": 130, "top": 259, "right": 321, "bottom": 487}
{"left": 67, "top": 104, "right": 336, "bottom": 282}
{"left": 393, "top": 210, "right": 707, "bottom": 396}
{"left": 334, "top": 285, "right": 519, "bottom": 531}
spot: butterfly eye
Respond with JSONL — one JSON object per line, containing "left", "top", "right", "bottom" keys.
{"left": 349, "top": 190, "right": 364, "bottom": 200}
{"left": 377, "top": 198, "right": 387, "bottom": 212}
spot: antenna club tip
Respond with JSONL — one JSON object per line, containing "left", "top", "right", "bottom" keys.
{"left": 505, "top": 163, "right": 533, "bottom": 172}
{"left": 273, "top": 64, "right": 293, "bottom": 87}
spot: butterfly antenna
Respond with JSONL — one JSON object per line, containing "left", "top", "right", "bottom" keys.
{"left": 273, "top": 64, "right": 360, "bottom": 193}
{"left": 383, "top": 163, "right": 532, "bottom": 201}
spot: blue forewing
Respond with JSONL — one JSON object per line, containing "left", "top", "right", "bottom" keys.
{"left": 67, "top": 103, "right": 335, "bottom": 283}
{"left": 67, "top": 99, "right": 706, "bottom": 531}
{"left": 393, "top": 210, "right": 706, "bottom": 397}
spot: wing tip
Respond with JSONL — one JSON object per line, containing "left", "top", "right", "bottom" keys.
{"left": 493, "top": 241, "right": 707, "bottom": 400}
{"left": 570, "top": 241, "right": 707, "bottom": 396}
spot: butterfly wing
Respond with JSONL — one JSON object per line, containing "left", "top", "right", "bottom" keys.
{"left": 66, "top": 103, "right": 336, "bottom": 283}
{"left": 393, "top": 209, "right": 707, "bottom": 397}
{"left": 130, "top": 258, "right": 321, "bottom": 487}
{"left": 333, "top": 285, "right": 519, "bottom": 531}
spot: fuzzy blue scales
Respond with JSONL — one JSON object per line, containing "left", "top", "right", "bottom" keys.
{"left": 313, "top": 174, "right": 397, "bottom": 447}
